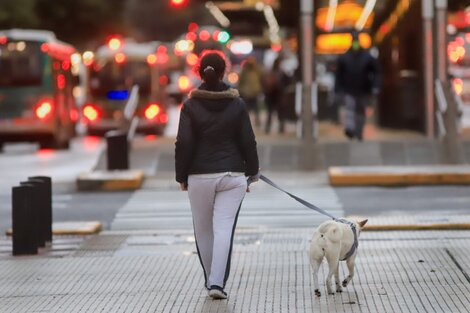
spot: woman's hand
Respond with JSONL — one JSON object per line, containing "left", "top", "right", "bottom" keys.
{"left": 180, "top": 183, "right": 188, "bottom": 191}
{"left": 246, "top": 170, "right": 261, "bottom": 193}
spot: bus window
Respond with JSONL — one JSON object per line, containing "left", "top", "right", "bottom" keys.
{"left": 90, "top": 61, "right": 151, "bottom": 96}
{"left": 129, "top": 61, "right": 151, "bottom": 94}
{"left": 0, "top": 41, "right": 43, "bottom": 86}
{"left": 90, "top": 62, "right": 126, "bottom": 95}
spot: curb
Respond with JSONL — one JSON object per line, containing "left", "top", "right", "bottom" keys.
{"left": 7, "top": 221, "right": 102, "bottom": 236}
{"left": 347, "top": 215, "right": 470, "bottom": 231}
{"left": 363, "top": 223, "right": 470, "bottom": 231}
{"left": 77, "top": 170, "right": 145, "bottom": 191}
{"left": 329, "top": 166, "right": 470, "bottom": 186}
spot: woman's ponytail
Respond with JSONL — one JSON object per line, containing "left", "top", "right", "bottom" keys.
{"left": 197, "top": 51, "right": 227, "bottom": 91}
{"left": 203, "top": 66, "right": 218, "bottom": 90}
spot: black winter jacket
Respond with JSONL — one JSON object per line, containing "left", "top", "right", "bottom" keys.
{"left": 175, "top": 82, "right": 259, "bottom": 184}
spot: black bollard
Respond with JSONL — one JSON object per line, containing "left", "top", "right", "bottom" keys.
{"left": 12, "top": 185, "right": 38, "bottom": 255}
{"left": 29, "top": 176, "right": 52, "bottom": 244}
{"left": 20, "top": 180, "right": 46, "bottom": 248}
{"left": 105, "top": 130, "right": 129, "bottom": 170}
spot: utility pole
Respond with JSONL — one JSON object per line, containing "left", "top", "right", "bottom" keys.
{"left": 435, "top": 0, "right": 462, "bottom": 163}
{"left": 422, "top": 0, "right": 435, "bottom": 138}
{"left": 300, "top": 0, "right": 315, "bottom": 141}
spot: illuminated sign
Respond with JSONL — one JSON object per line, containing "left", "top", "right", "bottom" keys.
{"left": 375, "top": 0, "right": 414, "bottom": 43}
{"left": 316, "top": 33, "right": 371, "bottom": 54}
{"left": 107, "top": 90, "right": 129, "bottom": 100}
{"left": 316, "top": 1, "right": 374, "bottom": 31}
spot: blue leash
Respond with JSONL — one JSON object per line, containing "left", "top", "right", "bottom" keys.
{"left": 257, "top": 174, "right": 358, "bottom": 260}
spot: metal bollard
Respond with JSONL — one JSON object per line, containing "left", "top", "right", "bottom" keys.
{"left": 12, "top": 185, "right": 38, "bottom": 255}
{"left": 105, "top": 130, "right": 129, "bottom": 170}
{"left": 29, "top": 176, "right": 52, "bottom": 244}
{"left": 19, "top": 180, "right": 46, "bottom": 248}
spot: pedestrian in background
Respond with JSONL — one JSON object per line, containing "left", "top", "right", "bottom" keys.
{"left": 175, "top": 50, "right": 259, "bottom": 300}
{"left": 263, "top": 56, "right": 288, "bottom": 134}
{"left": 238, "top": 56, "right": 263, "bottom": 127}
{"left": 335, "top": 30, "right": 381, "bottom": 141}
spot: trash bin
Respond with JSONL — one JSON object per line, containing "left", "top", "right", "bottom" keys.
{"left": 105, "top": 130, "right": 129, "bottom": 170}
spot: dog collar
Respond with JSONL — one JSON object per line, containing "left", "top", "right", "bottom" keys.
{"left": 336, "top": 219, "right": 358, "bottom": 261}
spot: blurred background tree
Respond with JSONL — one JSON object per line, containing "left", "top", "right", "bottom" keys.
{"left": 0, "top": 0, "right": 39, "bottom": 29}
{"left": 124, "top": 0, "right": 214, "bottom": 42}
{"left": 0, "top": 0, "right": 214, "bottom": 47}
{"left": 35, "top": 0, "right": 126, "bottom": 48}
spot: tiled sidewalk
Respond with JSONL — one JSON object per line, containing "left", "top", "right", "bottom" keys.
{"left": 1, "top": 229, "right": 470, "bottom": 312}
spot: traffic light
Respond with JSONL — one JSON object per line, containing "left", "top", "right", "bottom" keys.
{"left": 217, "top": 31, "right": 230, "bottom": 44}
{"left": 170, "top": 0, "right": 188, "bottom": 8}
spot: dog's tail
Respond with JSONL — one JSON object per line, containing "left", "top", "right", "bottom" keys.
{"left": 317, "top": 223, "right": 342, "bottom": 245}
{"left": 326, "top": 226, "right": 342, "bottom": 243}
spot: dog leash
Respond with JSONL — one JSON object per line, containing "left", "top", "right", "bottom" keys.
{"left": 258, "top": 174, "right": 358, "bottom": 260}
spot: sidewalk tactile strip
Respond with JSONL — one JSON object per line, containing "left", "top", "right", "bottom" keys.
{"left": 1, "top": 230, "right": 470, "bottom": 312}
{"left": 72, "top": 235, "right": 128, "bottom": 257}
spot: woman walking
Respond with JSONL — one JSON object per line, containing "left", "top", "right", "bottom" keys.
{"left": 175, "top": 51, "right": 259, "bottom": 299}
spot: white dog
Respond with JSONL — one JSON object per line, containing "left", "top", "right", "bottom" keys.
{"left": 309, "top": 218, "right": 368, "bottom": 296}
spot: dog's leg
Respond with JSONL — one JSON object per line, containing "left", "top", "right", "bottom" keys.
{"left": 325, "top": 252, "right": 340, "bottom": 295}
{"left": 342, "top": 254, "right": 356, "bottom": 288}
{"left": 335, "top": 264, "right": 342, "bottom": 293}
{"left": 310, "top": 257, "right": 322, "bottom": 297}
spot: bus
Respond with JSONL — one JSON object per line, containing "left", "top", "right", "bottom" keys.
{"left": 0, "top": 29, "right": 79, "bottom": 151}
{"left": 82, "top": 38, "right": 169, "bottom": 136}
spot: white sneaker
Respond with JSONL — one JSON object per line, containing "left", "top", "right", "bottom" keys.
{"left": 209, "top": 285, "right": 227, "bottom": 300}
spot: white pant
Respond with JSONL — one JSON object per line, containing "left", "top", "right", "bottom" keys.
{"left": 187, "top": 174, "right": 247, "bottom": 288}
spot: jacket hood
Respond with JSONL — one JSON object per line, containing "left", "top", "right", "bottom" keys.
{"left": 188, "top": 83, "right": 240, "bottom": 112}
{"left": 189, "top": 86, "right": 239, "bottom": 100}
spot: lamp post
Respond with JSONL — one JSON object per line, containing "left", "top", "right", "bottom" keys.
{"left": 435, "top": 0, "right": 462, "bottom": 163}
{"left": 422, "top": 0, "right": 435, "bottom": 138}
{"left": 300, "top": 0, "right": 315, "bottom": 141}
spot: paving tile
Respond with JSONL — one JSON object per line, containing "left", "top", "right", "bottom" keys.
{"left": 1, "top": 230, "right": 470, "bottom": 312}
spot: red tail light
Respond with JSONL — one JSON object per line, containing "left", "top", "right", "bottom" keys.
{"left": 41, "top": 43, "right": 49, "bottom": 53}
{"left": 147, "top": 54, "right": 157, "bottom": 66}
{"left": 186, "top": 53, "right": 198, "bottom": 66}
{"left": 159, "top": 113, "right": 169, "bottom": 124}
{"left": 199, "top": 30, "right": 210, "bottom": 41}
{"left": 115, "top": 52, "right": 126, "bottom": 64}
{"left": 453, "top": 78, "right": 463, "bottom": 95}
{"left": 108, "top": 37, "right": 123, "bottom": 51}
{"left": 178, "top": 76, "right": 191, "bottom": 91}
{"left": 157, "top": 53, "right": 169, "bottom": 64}
{"left": 69, "top": 108, "right": 79, "bottom": 122}
{"left": 83, "top": 104, "right": 100, "bottom": 122}
{"left": 159, "top": 75, "right": 169, "bottom": 85}
{"left": 145, "top": 104, "right": 161, "bottom": 120}
{"left": 35, "top": 100, "right": 53, "bottom": 120}
{"left": 57, "top": 74, "right": 66, "bottom": 90}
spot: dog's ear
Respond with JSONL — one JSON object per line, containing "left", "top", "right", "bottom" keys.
{"left": 358, "top": 219, "right": 368, "bottom": 228}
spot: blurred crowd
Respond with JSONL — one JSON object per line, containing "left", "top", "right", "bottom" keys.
{"left": 237, "top": 54, "right": 294, "bottom": 135}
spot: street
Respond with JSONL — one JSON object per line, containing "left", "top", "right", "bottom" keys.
{"left": 1, "top": 131, "right": 470, "bottom": 235}
{"left": 0, "top": 137, "right": 132, "bottom": 235}
{"left": 1, "top": 123, "right": 470, "bottom": 313}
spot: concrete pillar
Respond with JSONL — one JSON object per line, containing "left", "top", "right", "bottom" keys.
{"left": 435, "top": 0, "right": 462, "bottom": 163}
{"left": 435, "top": 0, "right": 447, "bottom": 82}
{"left": 300, "top": 0, "right": 315, "bottom": 141}
{"left": 422, "top": 0, "right": 435, "bottom": 138}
